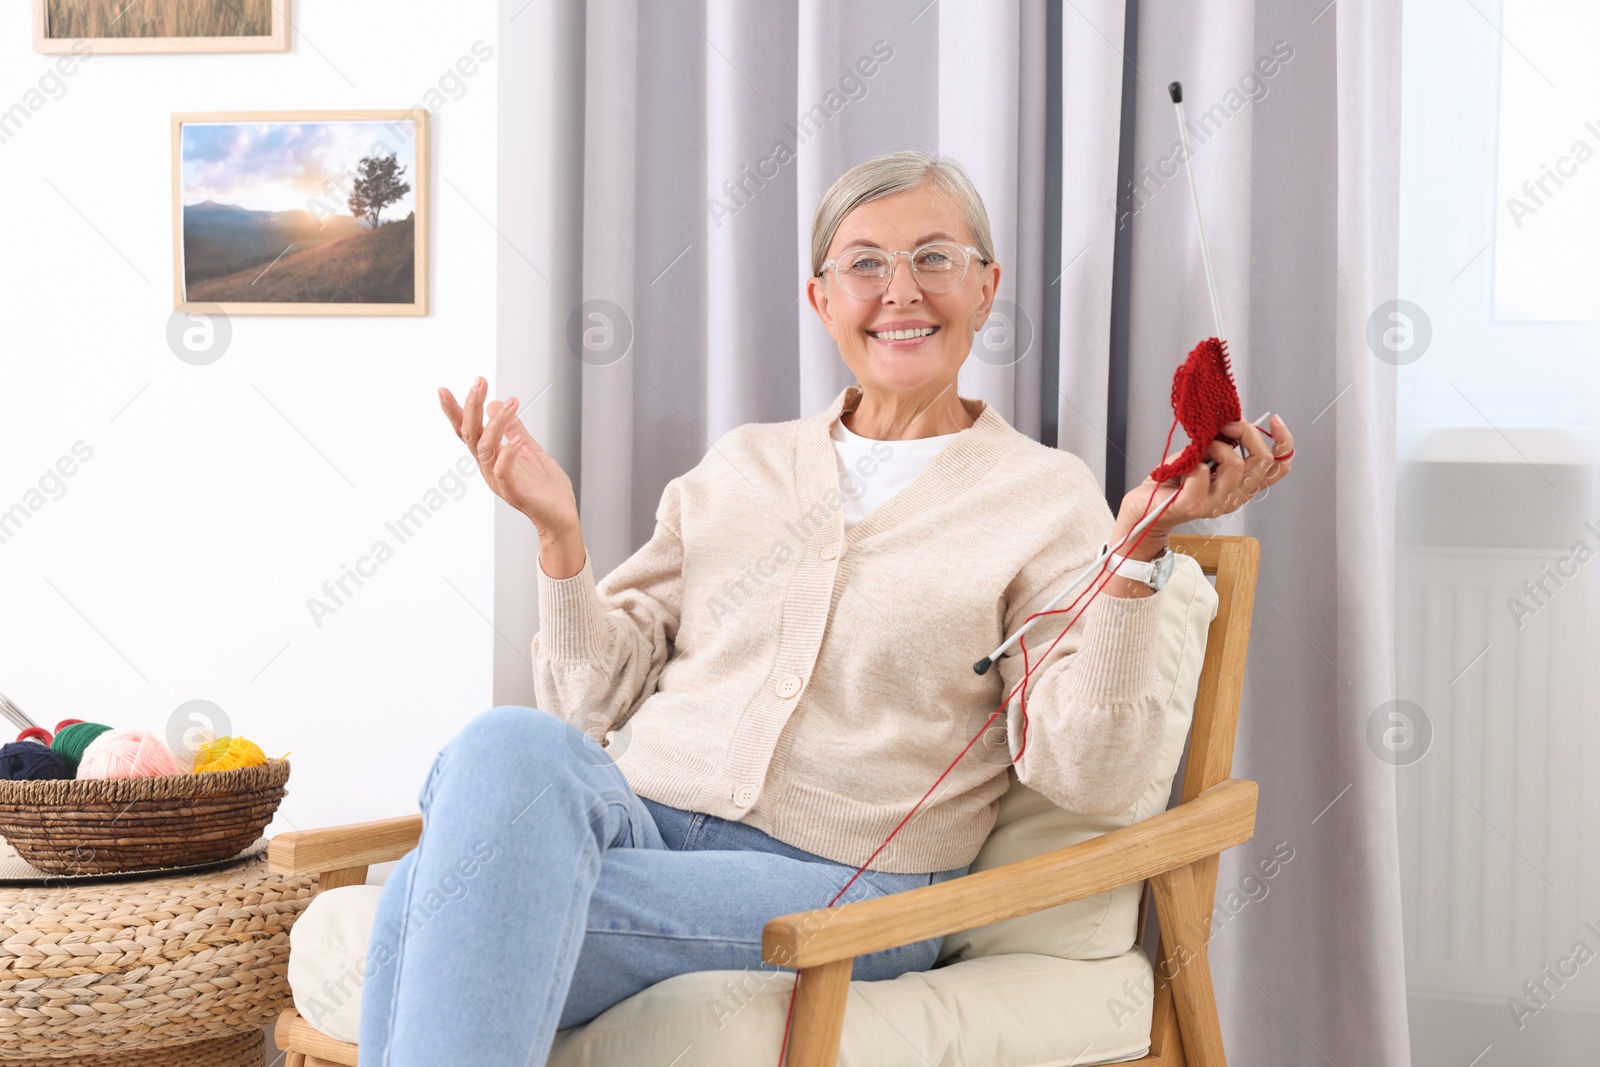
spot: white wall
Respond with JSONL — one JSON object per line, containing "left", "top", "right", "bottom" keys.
{"left": 0, "top": 1, "right": 507, "bottom": 845}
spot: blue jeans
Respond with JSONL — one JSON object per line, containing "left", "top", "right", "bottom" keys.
{"left": 358, "top": 705, "right": 971, "bottom": 1066}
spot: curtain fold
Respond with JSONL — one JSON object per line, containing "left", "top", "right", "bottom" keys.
{"left": 565, "top": 1, "right": 1408, "bottom": 1062}
{"left": 1331, "top": 0, "right": 1406, "bottom": 1056}
{"left": 1056, "top": 0, "right": 1134, "bottom": 482}
{"left": 579, "top": 0, "right": 641, "bottom": 572}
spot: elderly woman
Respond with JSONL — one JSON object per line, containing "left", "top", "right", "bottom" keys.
{"left": 360, "top": 149, "right": 1293, "bottom": 1065}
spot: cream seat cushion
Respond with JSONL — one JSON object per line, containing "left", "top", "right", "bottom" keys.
{"left": 288, "top": 554, "right": 1217, "bottom": 1065}
{"left": 291, "top": 887, "right": 1156, "bottom": 1066}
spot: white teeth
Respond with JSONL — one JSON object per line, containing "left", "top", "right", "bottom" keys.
{"left": 869, "top": 326, "right": 937, "bottom": 341}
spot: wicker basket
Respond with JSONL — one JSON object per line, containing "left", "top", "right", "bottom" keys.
{"left": 0, "top": 759, "right": 289, "bottom": 875}
{"left": 1, "top": 851, "right": 312, "bottom": 1061}
{"left": 5, "top": 1028, "right": 265, "bottom": 1065}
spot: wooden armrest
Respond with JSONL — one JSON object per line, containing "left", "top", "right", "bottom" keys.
{"left": 267, "top": 814, "right": 423, "bottom": 878}
{"left": 762, "top": 777, "right": 1257, "bottom": 969}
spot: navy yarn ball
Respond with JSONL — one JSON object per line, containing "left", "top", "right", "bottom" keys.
{"left": 0, "top": 740, "right": 71, "bottom": 781}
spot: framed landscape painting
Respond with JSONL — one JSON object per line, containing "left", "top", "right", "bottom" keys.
{"left": 172, "top": 110, "right": 430, "bottom": 317}
{"left": 34, "top": 0, "right": 290, "bottom": 54}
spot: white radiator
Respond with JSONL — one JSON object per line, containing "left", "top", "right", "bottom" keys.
{"left": 1397, "top": 532, "right": 1599, "bottom": 1011}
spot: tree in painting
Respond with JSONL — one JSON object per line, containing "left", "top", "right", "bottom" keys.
{"left": 347, "top": 153, "right": 411, "bottom": 229}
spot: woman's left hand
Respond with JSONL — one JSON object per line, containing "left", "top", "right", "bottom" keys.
{"left": 1110, "top": 414, "right": 1295, "bottom": 561}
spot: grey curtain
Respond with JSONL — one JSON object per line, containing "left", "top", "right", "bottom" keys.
{"left": 556, "top": 1, "right": 1408, "bottom": 1063}
{"left": 1122, "top": 1, "right": 1407, "bottom": 1063}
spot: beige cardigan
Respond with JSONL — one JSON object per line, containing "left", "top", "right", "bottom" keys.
{"left": 532, "top": 384, "right": 1166, "bottom": 873}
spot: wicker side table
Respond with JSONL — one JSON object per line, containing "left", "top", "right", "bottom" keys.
{"left": 0, "top": 846, "right": 317, "bottom": 1064}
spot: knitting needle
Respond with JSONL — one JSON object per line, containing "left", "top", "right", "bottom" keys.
{"left": 975, "top": 84, "right": 1275, "bottom": 676}
{"left": 1170, "top": 81, "right": 1225, "bottom": 342}
{"left": 974, "top": 410, "right": 1273, "bottom": 677}
{"left": 1171, "top": 81, "right": 1270, "bottom": 463}
{"left": 0, "top": 691, "right": 40, "bottom": 734}
{"left": 974, "top": 506, "right": 1166, "bottom": 675}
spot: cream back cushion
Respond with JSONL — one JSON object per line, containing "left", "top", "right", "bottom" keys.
{"left": 937, "top": 551, "right": 1218, "bottom": 964}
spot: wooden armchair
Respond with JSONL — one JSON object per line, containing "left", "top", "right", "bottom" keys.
{"left": 268, "top": 534, "right": 1260, "bottom": 1067}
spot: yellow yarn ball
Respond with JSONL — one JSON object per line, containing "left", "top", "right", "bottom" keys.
{"left": 193, "top": 735, "right": 267, "bottom": 773}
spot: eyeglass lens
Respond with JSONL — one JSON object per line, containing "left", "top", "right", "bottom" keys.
{"left": 834, "top": 243, "right": 968, "bottom": 298}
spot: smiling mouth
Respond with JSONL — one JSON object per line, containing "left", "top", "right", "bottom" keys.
{"left": 867, "top": 325, "right": 940, "bottom": 341}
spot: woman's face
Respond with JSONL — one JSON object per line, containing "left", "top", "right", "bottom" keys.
{"left": 807, "top": 182, "right": 1001, "bottom": 399}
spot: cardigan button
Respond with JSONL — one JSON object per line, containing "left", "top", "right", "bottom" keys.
{"left": 820, "top": 543, "right": 839, "bottom": 560}
{"left": 732, "top": 784, "right": 758, "bottom": 806}
{"left": 775, "top": 674, "right": 803, "bottom": 698}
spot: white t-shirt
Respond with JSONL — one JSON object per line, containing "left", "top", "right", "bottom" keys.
{"left": 830, "top": 416, "right": 962, "bottom": 530}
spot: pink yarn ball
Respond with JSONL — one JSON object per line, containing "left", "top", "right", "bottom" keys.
{"left": 76, "top": 729, "right": 185, "bottom": 780}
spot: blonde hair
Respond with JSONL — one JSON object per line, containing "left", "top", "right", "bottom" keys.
{"left": 809, "top": 148, "right": 995, "bottom": 277}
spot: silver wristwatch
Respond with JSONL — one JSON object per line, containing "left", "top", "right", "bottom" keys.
{"left": 1100, "top": 544, "right": 1176, "bottom": 591}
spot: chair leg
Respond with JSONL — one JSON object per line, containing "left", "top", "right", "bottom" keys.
{"left": 784, "top": 958, "right": 853, "bottom": 1067}
{"left": 1147, "top": 974, "right": 1184, "bottom": 1064}
{"left": 317, "top": 865, "right": 369, "bottom": 891}
{"left": 1149, "top": 856, "right": 1226, "bottom": 1067}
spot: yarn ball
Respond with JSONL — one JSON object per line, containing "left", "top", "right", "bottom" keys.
{"left": 1150, "top": 336, "right": 1244, "bottom": 484}
{"left": 1, "top": 740, "right": 71, "bottom": 781}
{"left": 51, "top": 722, "right": 113, "bottom": 777}
{"left": 76, "top": 729, "right": 186, "bottom": 780}
{"left": 193, "top": 735, "right": 267, "bottom": 774}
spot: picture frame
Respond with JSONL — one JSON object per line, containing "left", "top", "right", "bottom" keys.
{"left": 33, "top": 0, "right": 290, "bottom": 55}
{"left": 172, "top": 110, "right": 430, "bottom": 317}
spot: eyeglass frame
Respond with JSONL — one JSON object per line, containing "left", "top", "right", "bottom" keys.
{"left": 816, "top": 241, "right": 990, "bottom": 299}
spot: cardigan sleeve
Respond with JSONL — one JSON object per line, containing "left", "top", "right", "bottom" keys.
{"left": 530, "top": 478, "right": 684, "bottom": 736}
{"left": 995, "top": 557, "right": 1168, "bottom": 817}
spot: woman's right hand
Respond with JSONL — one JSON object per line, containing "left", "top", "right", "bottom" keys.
{"left": 439, "top": 377, "right": 580, "bottom": 543}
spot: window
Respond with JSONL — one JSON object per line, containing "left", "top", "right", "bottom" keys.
{"left": 1400, "top": 0, "right": 1599, "bottom": 434}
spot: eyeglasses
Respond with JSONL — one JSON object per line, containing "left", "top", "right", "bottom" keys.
{"left": 817, "top": 241, "right": 988, "bottom": 300}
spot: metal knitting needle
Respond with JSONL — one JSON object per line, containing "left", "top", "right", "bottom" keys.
{"left": 973, "top": 505, "right": 1168, "bottom": 675}
{"left": 974, "top": 84, "right": 1276, "bottom": 677}
{"left": 0, "top": 691, "right": 39, "bottom": 733}
{"left": 1171, "top": 81, "right": 1269, "bottom": 464}
{"left": 973, "top": 411, "right": 1272, "bottom": 677}
{"left": 1171, "top": 81, "right": 1225, "bottom": 342}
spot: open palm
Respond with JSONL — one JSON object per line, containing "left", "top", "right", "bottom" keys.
{"left": 438, "top": 378, "right": 579, "bottom": 539}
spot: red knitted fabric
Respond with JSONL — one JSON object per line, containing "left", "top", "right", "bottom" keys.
{"left": 1149, "top": 336, "right": 1243, "bottom": 483}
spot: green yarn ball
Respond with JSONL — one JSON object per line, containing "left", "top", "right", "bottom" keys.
{"left": 51, "top": 722, "right": 112, "bottom": 777}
